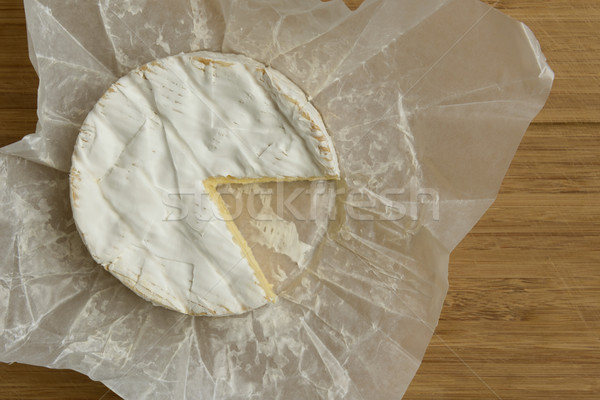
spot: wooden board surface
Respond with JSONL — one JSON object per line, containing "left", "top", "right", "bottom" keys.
{"left": 1, "top": 0, "right": 598, "bottom": 399}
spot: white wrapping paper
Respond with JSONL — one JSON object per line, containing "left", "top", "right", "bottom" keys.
{"left": 0, "top": 0, "right": 553, "bottom": 398}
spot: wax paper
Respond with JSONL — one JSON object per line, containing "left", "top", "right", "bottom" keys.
{"left": 0, "top": 0, "right": 553, "bottom": 398}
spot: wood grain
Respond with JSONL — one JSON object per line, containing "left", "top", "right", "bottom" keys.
{"left": 1, "top": 0, "right": 598, "bottom": 399}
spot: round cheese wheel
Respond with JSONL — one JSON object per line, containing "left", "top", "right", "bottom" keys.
{"left": 70, "top": 51, "right": 339, "bottom": 316}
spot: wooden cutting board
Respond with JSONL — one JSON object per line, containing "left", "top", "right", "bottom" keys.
{"left": 1, "top": 0, "right": 598, "bottom": 398}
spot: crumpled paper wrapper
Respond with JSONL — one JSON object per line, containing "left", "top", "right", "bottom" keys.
{"left": 0, "top": 0, "right": 553, "bottom": 398}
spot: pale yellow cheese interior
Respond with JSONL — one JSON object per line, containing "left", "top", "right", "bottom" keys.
{"left": 203, "top": 175, "right": 339, "bottom": 302}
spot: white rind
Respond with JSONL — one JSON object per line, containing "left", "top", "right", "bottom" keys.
{"left": 70, "top": 51, "right": 339, "bottom": 316}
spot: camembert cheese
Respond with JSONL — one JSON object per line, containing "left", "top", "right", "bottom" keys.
{"left": 70, "top": 51, "right": 340, "bottom": 316}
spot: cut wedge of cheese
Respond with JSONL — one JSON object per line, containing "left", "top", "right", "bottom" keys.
{"left": 70, "top": 51, "right": 340, "bottom": 316}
